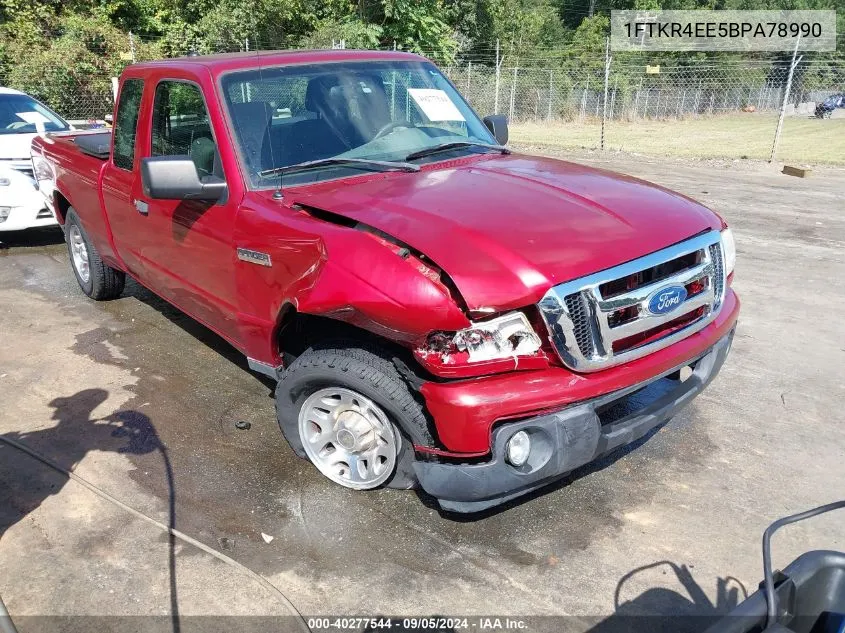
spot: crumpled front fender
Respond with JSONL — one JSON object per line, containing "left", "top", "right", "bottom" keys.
{"left": 294, "top": 246, "right": 471, "bottom": 345}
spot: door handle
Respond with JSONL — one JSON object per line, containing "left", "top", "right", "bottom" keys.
{"left": 133, "top": 199, "right": 149, "bottom": 216}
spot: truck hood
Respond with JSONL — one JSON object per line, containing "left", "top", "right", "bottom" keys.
{"left": 290, "top": 154, "right": 721, "bottom": 311}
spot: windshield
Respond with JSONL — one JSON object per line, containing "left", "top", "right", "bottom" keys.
{"left": 220, "top": 60, "right": 497, "bottom": 188}
{"left": 0, "top": 93, "right": 70, "bottom": 135}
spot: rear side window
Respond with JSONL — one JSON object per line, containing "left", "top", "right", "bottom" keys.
{"left": 151, "top": 81, "right": 217, "bottom": 178}
{"left": 113, "top": 79, "right": 144, "bottom": 170}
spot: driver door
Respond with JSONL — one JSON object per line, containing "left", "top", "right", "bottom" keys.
{"left": 133, "top": 79, "right": 240, "bottom": 342}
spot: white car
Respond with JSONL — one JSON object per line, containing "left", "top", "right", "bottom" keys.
{"left": 0, "top": 87, "right": 72, "bottom": 231}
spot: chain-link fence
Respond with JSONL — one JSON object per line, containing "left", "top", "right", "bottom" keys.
{"left": 448, "top": 53, "right": 844, "bottom": 163}
{"left": 0, "top": 65, "right": 115, "bottom": 122}
{"left": 444, "top": 59, "right": 844, "bottom": 123}
{"left": 2, "top": 33, "right": 843, "bottom": 163}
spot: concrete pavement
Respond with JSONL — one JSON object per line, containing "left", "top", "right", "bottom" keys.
{"left": 1, "top": 154, "right": 843, "bottom": 631}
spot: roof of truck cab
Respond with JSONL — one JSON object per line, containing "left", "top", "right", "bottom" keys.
{"left": 130, "top": 49, "right": 427, "bottom": 76}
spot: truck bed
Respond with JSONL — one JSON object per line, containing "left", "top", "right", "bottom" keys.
{"left": 32, "top": 130, "right": 111, "bottom": 229}
{"left": 31, "top": 128, "right": 115, "bottom": 276}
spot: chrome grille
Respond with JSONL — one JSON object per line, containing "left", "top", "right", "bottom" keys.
{"left": 563, "top": 293, "right": 594, "bottom": 358}
{"left": 709, "top": 243, "right": 725, "bottom": 309}
{"left": 539, "top": 231, "right": 727, "bottom": 372}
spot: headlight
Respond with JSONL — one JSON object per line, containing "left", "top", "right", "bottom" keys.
{"left": 721, "top": 228, "right": 736, "bottom": 276}
{"left": 452, "top": 312, "right": 542, "bottom": 362}
{"left": 0, "top": 177, "right": 9, "bottom": 187}
{"left": 424, "top": 311, "right": 542, "bottom": 364}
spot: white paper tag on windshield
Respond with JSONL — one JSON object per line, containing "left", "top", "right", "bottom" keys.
{"left": 16, "top": 111, "right": 51, "bottom": 125}
{"left": 408, "top": 89, "right": 465, "bottom": 122}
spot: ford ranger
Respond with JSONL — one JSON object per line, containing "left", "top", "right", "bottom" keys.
{"left": 31, "top": 50, "right": 739, "bottom": 512}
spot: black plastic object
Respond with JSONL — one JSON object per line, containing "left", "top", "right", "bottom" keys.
{"left": 140, "top": 156, "right": 226, "bottom": 201}
{"left": 705, "top": 501, "right": 845, "bottom": 633}
{"left": 483, "top": 114, "right": 509, "bottom": 145}
{"left": 74, "top": 132, "right": 112, "bottom": 159}
{"left": 763, "top": 501, "right": 845, "bottom": 627}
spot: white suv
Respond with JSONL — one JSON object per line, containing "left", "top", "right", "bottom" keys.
{"left": 0, "top": 87, "right": 72, "bottom": 231}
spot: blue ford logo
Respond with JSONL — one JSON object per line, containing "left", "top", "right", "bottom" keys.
{"left": 648, "top": 285, "right": 687, "bottom": 315}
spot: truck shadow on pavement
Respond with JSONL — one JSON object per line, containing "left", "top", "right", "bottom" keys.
{"left": 0, "top": 227, "right": 64, "bottom": 250}
{"left": 583, "top": 560, "right": 747, "bottom": 633}
{"left": 121, "top": 278, "right": 266, "bottom": 386}
{"left": 0, "top": 388, "right": 182, "bottom": 632}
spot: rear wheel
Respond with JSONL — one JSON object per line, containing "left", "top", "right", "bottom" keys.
{"left": 65, "top": 209, "right": 125, "bottom": 300}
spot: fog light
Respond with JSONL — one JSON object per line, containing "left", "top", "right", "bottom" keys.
{"left": 506, "top": 430, "right": 531, "bottom": 467}
{"left": 0, "top": 207, "right": 11, "bottom": 223}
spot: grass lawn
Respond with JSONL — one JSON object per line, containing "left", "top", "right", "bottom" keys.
{"left": 510, "top": 114, "right": 845, "bottom": 165}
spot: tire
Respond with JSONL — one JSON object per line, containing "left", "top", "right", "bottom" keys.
{"left": 65, "top": 208, "right": 125, "bottom": 300}
{"left": 275, "top": 345, "right": 432, "bottom": 490}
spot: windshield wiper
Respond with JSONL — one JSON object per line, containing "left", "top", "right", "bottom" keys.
{"left": 259, "top": 157, "right": 420, "bottom": 179}
{"left": 404, "top": 141, "right": 510, "bottom": 162}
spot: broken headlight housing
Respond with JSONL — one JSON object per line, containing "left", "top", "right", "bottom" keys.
{"left": 424, "top": 312, "right": 543, "bottom": 365}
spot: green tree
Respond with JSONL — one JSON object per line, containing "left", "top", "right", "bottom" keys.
{"left": 299, "top": 17, "right": 383, "bottom": 49}
{"left": 2, "top": 12, "right": 163, "bottom": 117}
{"left": 374, "top": 0, "right": 458, "bottom": 61}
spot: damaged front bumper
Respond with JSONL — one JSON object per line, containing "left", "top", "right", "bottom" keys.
{"left": 413, "top": 328, "right": 735, "bottom": 513}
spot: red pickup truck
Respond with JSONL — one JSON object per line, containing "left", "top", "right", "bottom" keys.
{"left": 31, "top": 50, "right": 739, "bottom": 512}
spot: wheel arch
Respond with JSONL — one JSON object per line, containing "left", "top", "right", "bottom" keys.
{"left": 53, "top": 191, "right": 72, "bottom": 225}
{"left": 275, "top": 304, "right": 424, "bottom": 383}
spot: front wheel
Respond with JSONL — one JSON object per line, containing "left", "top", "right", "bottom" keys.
{"left": 298, "top": 386, "right": 401, "bottom": 489}
{"left": 275, "top": 345, "right": 431, "bottom": 490}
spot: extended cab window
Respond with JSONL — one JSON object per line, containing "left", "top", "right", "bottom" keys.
{"left": 151, "top": 81, "right": 217, "bottom": 177}
{"left": 113, "top": 79, "right": 144, "bottom": 170}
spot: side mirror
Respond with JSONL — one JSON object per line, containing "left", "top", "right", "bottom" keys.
{"left": 140, "top": 156, "right": 226, "bottom": 202}
{"left": 483, "top": 114, "right": 509, "bottom": 145}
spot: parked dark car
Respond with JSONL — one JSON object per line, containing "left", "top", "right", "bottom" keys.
{"left": 815, "top": 94, "right": 844, "bottom": 118}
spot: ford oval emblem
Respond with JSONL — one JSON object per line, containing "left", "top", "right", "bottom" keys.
{"left": 648, "top": 285, "right": 688, "bottom": 315}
